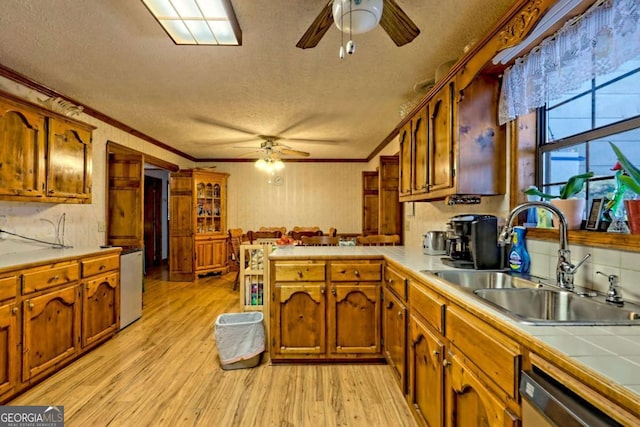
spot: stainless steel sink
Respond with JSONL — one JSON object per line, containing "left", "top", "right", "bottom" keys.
{"left": 422, "top": 269, "right": 640, "bottom": 326}
{"left": 426, "top": 270, "right": 547, "bottom": 290}
{"left": 474, "top": 288, "right": 640, "bottom": 325}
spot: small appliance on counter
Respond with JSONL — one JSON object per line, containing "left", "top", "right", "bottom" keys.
{"left": 441, "top": 214, "right": 501, "bottom": 269}
{"left": 423, "top": 231, "right": 447, "bottom": 255}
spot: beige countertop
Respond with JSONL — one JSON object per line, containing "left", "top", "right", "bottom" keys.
{"left": 0, "top": 246, "right": 122, "bottom": 272}
{"left": 270, "top": 245, "right": 640, "bottom": 403}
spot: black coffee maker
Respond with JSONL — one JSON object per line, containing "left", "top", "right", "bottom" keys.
{"left": 442, "top": 214, "right": 501, "bottom": 269}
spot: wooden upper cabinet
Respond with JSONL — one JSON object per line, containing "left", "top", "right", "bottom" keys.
{"left": 0, "top": 90, "right": 94, "bottom": 204}
{"left": 47, "top": 117, "right": 92, "bottom": 202}
{"left": 398, "top": 121, "right": 412, "bottom": 197}
{"left": 361, "top": 171, "right": 379, "bottom": 236}
{"left": 0, "top": 96, "right": 46, "bottom": 199}
{"left": 398, "top": 74, "right": 505, "bottom": 202}
{"left": 379, "top": 155, "right": 402, "bottom": 238}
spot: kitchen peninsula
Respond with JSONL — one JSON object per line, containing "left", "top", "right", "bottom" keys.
{"left": 269, "top": 246, "right": 640, "bottom": 426}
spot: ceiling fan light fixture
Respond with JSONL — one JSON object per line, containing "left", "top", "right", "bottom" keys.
{"left": 332, "top": 0, "right": 383, "bottom": 35}
{"left": 255, "top": 158, "right": 285, "bottom": 173}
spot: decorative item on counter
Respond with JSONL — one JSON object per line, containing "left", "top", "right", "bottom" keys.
{"left": 603, "top": 161, "right": 630, "bottom": 233}
{"left": 524, "top": 186, "right": 539, "bottom": 227}
{"left": 609, "top": 142, "right": 640, "bottom": 234}
{"left": 508, "top": 226, "right": 530, "bottom": 273}
{"left": 524, "top": 171, "right": 594, "bottom": 230}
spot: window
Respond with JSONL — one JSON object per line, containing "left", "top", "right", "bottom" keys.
{"left": 538, "top": 57, "right": 640, "bottom": 220}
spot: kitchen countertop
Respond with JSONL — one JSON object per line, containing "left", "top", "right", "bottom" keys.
{"left": 0, "top": 246, "right": 122, "bottom": 272}
{"left": 270, "top": 245, "right": 640, "bottom": 408}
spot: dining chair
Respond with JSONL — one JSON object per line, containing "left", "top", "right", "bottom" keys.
{"left": 300, "top": 235, "right": 340, "bottom": 246}
{"left": 228, "top": 228, "right": 244, "bottom": 291}
{"left": 247, "top": 230, "right": 282, "bottom": 243}
{"left": 290, "top": 230, "right": 323, "bottom": 241}
{"left": 356, "top": 234, "right": 400, "bottom": 246}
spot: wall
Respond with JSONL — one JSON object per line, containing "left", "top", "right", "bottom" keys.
{"left": 206, "top": 162, "right": 364, "bottom": 234}
{"left": 0, "top": 76, "right": 193, "bottom": 256}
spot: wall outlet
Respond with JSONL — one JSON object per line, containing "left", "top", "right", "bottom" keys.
{"left": 98, "top": 221, "right": 105, "bottom": 232}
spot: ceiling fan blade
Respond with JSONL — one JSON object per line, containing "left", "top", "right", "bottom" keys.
{"left": 278, "top": 148, "right": 310, "bottom": 157}
{"left": 296, "top": 0, "right": 334, "bottom": 49}
{"left": 281, "top": 137, "right": 346, "bottom": 145}
{"left": 237, "top": 150, "right": 261, "bottom": 158}
{"left": 192, "top": 116, "right": 257, "bottom": 136}
{"left": 379, "top": 0, "right": 420, "bottom": 47}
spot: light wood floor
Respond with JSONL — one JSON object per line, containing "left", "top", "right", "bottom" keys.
{"left": 10, "top": 267, "right": 418, "bottom": 427}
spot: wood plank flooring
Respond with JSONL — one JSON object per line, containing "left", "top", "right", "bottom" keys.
{"left": 9, "top": 267, "right": 417, "bottom": 427}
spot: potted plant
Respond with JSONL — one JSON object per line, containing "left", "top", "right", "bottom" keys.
{"left": 524, "top": 171, "right": 594, "bottom": 230}
{"left": 609, "top": 142, "right": 640, "bottom": 234}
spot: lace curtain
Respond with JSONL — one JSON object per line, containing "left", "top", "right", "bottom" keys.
{"left": 498, "top": 0, "right": 640, "bottom": 125}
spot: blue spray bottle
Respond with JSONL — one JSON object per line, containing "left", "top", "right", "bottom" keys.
{"left": 508, "top": 226, "right": 530, "bottom": 273}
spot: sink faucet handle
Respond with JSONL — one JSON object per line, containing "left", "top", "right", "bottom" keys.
{"left": 569, "top": 253, "right": 591, "bottom": 273}
{"left": 597, "top": 271, "right": 623, "bottom": 306}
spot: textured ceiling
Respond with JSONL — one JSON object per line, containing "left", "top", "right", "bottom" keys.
{"left": 0, "top": 0, "right": 516, "bottom": 160}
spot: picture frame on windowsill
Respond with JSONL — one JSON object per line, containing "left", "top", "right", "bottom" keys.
{"left": 585, "top": 197, "right": 605, "bottom": 231}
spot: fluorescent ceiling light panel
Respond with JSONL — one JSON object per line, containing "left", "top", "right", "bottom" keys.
{"left": 142, "top": 0, "right": 242, "bottom": 46}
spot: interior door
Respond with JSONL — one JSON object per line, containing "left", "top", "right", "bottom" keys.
{"left": 107, "top": 152, "right": 144, "bottom": 249}
{"left": 144, "top": 175, "right": 162, "bottom": 267}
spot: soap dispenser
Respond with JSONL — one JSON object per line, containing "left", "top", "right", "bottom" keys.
{"left": 508, "top": 226, "right": 530, "bottom": 273}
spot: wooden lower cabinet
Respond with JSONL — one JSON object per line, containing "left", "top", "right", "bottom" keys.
{"left": 383, "top": 286, "right": 407, "bottom": 391}
{"left": 195, "top": 236, "right": 228, "bottom": 274}
{"left": 82, "top": 272, "right": 119, "bottom": 349}
{"left": 445, "top": 348, "right": 519, "bottom": 427}
{"left": 270, "top": 259, "right": 383, "bottom": 361}
{"left": 0, "top": 302, "right": 18, "bottom": 398}
{"left": 22, "top": 284, "right": 81, "bottom": 382}
{"left": 329, "top": 283, "right": 380, "bottom": 355}
{"left": 272, "top": 282, "right": 326, "bottom": 356}
{"left": 408, "top": 313, "right": 444, "bottom": 427}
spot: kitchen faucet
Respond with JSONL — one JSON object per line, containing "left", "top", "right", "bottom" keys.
{"left": 499, "top": 201, "right": 590, "bottom": 291}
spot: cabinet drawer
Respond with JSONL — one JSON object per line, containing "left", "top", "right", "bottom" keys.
{"left": 330, "top": 262, "right": 381, "bottom": 282}
{"left": 446, "top": 305, "right": 520, "bottom": 399}
{"left": 0, "top": 275, "right": 18, "bottom": 301}
{"left": 81, "top": 254, "right": 120, "bottom": 278}
{"left": 409, "top": 280, "right": 445, "bottom": 334}
{"left": 22, "top": 262, "right": 79, "bottom": 294}
{"left": 275, "top": 262, "right": 325, "bottom": 281}
{"left": 384, "top": 265, "right": 406, "bottom": 300}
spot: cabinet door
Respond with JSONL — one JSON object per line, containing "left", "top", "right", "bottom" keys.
{"left": 379, "top": 155, "right": 402, "bottom": 237}
{"left": 445, "top": 350, "right": 519, "bottom": 427}
{"left": 195, "top": 237, "right": 227, "bottom": 271}
{"left": 362, "top": 171, "right": 379, "bottom": 235}
{"left": 411, "top": 106, "right": 429, "bottom": 196}
{"left": 108, "top": 152, "right": 144, "bottom": 249}
{"left": 22, "top": 285, "right": 81, "bottom": 382}
{"left": 272, "top": 283, "right": 325, "bottom": 356}
{"left": 0, "top": 99, "right": 46, "bottom": 199}
{"left": 47, "top": 117, "right": 92, "bottom": 201}
{"left": 383, "top": 287, "right": 406, "bottom": 391}
{"left": 429, "top": 83, "right": 454, "bottom": 193}
{"left": 82, "top": 272, "right": 119, "bottom": 348}
{"left": 328, "top": 283, "right": 381, "bottom": 355}
{"left": 409, "top": 314, "right": 444, "bottom": 427}
{"left": 398, "top": 121, "right": 412, "bottom": 197}
{"left": 0, "top": 302, "right": 18, "bottom": 397}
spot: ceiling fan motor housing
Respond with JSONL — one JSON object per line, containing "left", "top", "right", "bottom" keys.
{"left": 333, "top": 0, "right": 383, "bottom": 34}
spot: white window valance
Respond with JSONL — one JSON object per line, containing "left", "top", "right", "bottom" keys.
{"left": 498, "top": 0, "right": 640, "bottom": 125}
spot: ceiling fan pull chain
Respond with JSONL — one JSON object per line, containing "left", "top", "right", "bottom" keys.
{"left": 347, "top": 0, "right": 356, "bottom": 55}
{"left": 339, "top": 2, "right": 345, "bottom": 59}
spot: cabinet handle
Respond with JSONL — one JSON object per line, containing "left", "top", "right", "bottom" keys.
{"left": 11, "top": 307, "right": 17, "bottom": 315}
{"left": 99, "top": 264, "right": 106, "bottom": 270}
{"left": 48, "top": 275, "right": 60, "bottom": 283}
{"left": 398, "top": 311, "right": 403, "bottom": 318}
{"left": 320, "top": 287, "right": 325, "bottom": 294}
{"left": 331, "top": 288, "right": 337, "bottom": 296}
{"left": 27, "top": 301, "right": 34, "bottom": 310}
{"left": 386, "top": 278, "right": 394, "bottom": 285}
{"left": 354, "top": 270, "right": 360, "bottom": 277}
{"left": 433, "top": 350, "right": 440, "bottom": 357}
{"left": 297, "top": 271, "right": 303, "bottom": 278}
{"left": 442, "top": 359, "right": 451, "bottom": 367}
{"left": 386, "top": 301, "right": 394, "bottom": 309}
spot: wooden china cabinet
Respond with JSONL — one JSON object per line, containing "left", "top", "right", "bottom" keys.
{"left": 169, "top": 169, "right": 229, "bottom": 281}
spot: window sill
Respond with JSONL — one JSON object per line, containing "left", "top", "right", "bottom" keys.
{"left": 526, "top": 228, "right": 640, "bottom": 253}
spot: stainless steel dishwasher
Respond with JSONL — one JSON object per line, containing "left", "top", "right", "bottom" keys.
{"left": 520, "top": 369, "right": 622, "bottom": 426}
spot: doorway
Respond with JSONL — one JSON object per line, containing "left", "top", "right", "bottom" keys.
{"left": 144, "top": 175, "right": 163, "bottom": 267}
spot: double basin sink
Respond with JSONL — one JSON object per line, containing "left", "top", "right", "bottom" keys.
{"left": 421, "top": 270, "right": 640, "bottom": 326}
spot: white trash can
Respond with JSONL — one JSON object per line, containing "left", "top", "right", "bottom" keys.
{"left": 214, "top": 312, "right": 265, "bottom": 370}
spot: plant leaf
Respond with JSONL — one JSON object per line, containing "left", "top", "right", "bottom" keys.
{"left": 610, "top": 142, "right": 640, "bottom": 189}
{"left": 559, "top": 172, "right": 594, "bottom": 199}
{"left": 524, "top": 187, "right": 557, "bottom": 199}
{"left": 619, "top": 175, "right": 640, "bottom": 195}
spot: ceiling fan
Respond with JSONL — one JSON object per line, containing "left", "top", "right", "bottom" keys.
{"left": 296, "top": 0, "right": 420, "bottom": 50}
{"left": 236, "top": 135, "right": 310, "bottom": 158}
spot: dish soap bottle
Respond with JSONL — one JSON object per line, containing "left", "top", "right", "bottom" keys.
{"left": 508, "top": 226, "right": 530, "bottom": 273}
